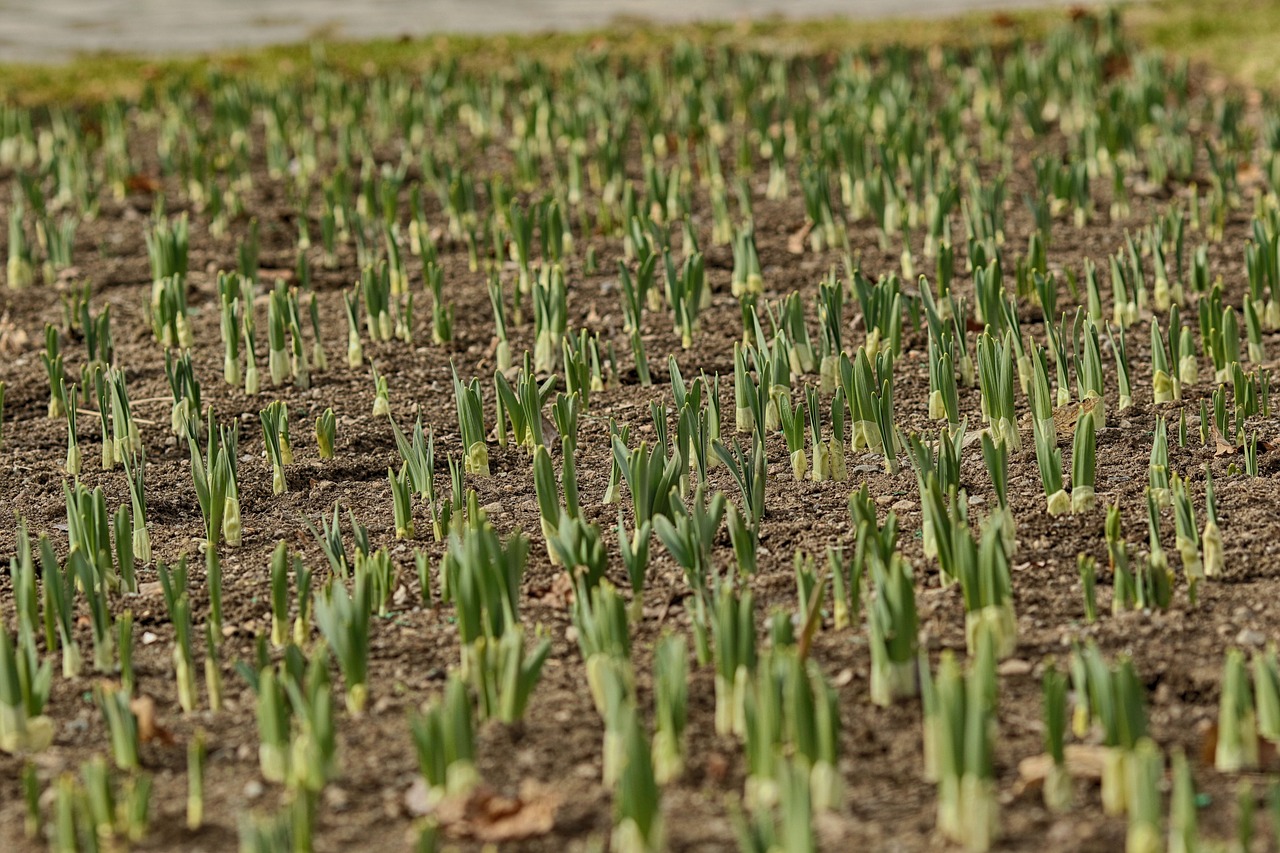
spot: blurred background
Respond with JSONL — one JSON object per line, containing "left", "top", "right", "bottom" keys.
{"left": 0, "top": 0, "right": 1077, "bottom": 64}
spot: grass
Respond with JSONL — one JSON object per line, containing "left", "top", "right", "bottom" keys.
{"left": 10, "top": 1, "right": 1280, "bottom": 107}
{"left": 1127, "top": 0, "right": 1280, "bottom": 90}
{"left": 0, "top": 7, "right": 1074, "bottom": 106}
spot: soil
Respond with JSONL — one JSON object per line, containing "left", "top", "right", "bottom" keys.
{"left": 1, "top": 18, "right": 1280, "bottom": 853}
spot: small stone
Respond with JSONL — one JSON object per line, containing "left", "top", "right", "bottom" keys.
{"left": 1236, "top": 628, "right": 1266, "bottom": 647}
{"left": 891, "top": 499, "right": 915, "bottom": 513}
{"left": 244, "top": 780, "right": 264, "bottom": 800}
{"left": 997, "top": 659, "right": 1033, "bottom": 676}
{"left": 324, "top": 787, "right": 350, "bottom": 811}
{"left": 141, "top": 631, "right": 159, "bottom": 645}
{"left": 404, "top": 778, "right": 431, "bottom": 816}
{"left": 482, "top": 502, "right": 504, "bottom": 516}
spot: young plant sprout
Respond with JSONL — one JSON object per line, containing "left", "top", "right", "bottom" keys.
{"left": 0, "top": 622, "right": 54, "bottom": 754}
{"left": 389, "top": 464, "right": 415, "bottom": 540}
{"left": 774, "top": 390, "right": 808, "bottom": 481}
{"left": 1070, "top": 407, "right": 1097, "bottom": 514}
{"left": 533, "top": 264, "right": 567, "bottom": 374}
{"left": 652, "top": 633, "right": 688, "bottom": 784}
{"left": 97, "top": 682, "right": 140, "bottom": 771}
{"left": 1171, "top": 473, "right": 1202, "bottom": 595}
{"left": 1032, "top": 408, "right": 1069, "bottom": 517}
{"left": 1216, "top": 648, "right": 1259, "bottom": 772}
{"left": 571, "top": 576, "right": 631, "bottom": 707}
{"left": 1151, "top": 320, "right": 1175, "bottom": 405}
{"left": 1125, "top": 738, "right": 1163, "bottom": 853}
{"left": 494, "top": 354, "right": 557, "bottom": 451}
{"left": 1168, "top": 748, "right": 1200, "bottom": 853}
{"left": 976, "top": 331, "right": 1021, "bottom": 451}
{"left": 1078, "top": 553, "right": 1099, "bottom": 624}
{"left": 243, "top": 302, "right": 262, "bottom": 395}
{"left": 371, "top": 364, "right": 390, "bottom": 418}
{"left": 38, "top": 536, "right": 81, "bottom": 678}
{"left": 1149, "top": 417, "right": 1171, "bottom": 507}
{"left": 314, "top": 574, "right": 372, "bottom": 715}
{"left": 869, "top": 552, "right": 919, "bottom": 706}
{"left": 157, "top": 557, "right": 199, "bottom": 713}
{"left": 611, "top": 702, "right": 664, "bottom": 853}
{"left": 342, "top": 290, "right": 363, "bottom": 368}
{"left": 928, "top": 641, "right": 998, "bottom": 851}
{"left": 841, "top": 347, "right": 900, "bottom": 471}
{"left": 315, "top": 407, "right": 336, "bottom": 460}
{"left": 954, "top": 516, "right": 1017, "bottom": 659}
{"left": 468, "top": 625, "right": 552, "bottom": 724}
{"left": 927, "top": 334, "right": 962, "bottom": 428}
{"left": 443, "top": 523, "right": 528, "bottom": 671}
{"left": 1042, "top": 661, "right": 1072, "bottom": 812}
{"left": 803, "top": 386, "right": 828, "bottom": 481}
{"left": 260, "top": 401, "right": 289, "bottom": 495}
{"left": 1073, "top": 643, "right": 1148, "bottom": 815}
{"left": 710, "top": 580, "right": 756, "bottom": 738}
{"left": 1202, "top": 465, "right": 1223, "bottom": 578}
{"left": 446, "top": 368, "right": 489, "bottom": 477}
{"left": 190, "top": 410, "right": 236, "bottom": 548}
{"left": 410, "top": 676, "right": 477, "bottom": 805}
{"left": 731, "top": 224, "right": 764, "bottom": 298}
{"left": 1137, "top": 489, "right": 1174, "bottom": 611}
{"left": 61, "top": 379, "right": 80, "bottom": 474}
{"left": 188, "top": 730, "right": 205, "bottom": 830}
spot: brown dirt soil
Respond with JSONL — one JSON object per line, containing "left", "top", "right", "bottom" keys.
{"left": 2, "top": 31, "right": 1280, "bottom": 853}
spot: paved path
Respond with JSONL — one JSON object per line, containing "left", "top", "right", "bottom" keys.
{"left": 0, "top": 0, "right": 1081, "bottom": 64}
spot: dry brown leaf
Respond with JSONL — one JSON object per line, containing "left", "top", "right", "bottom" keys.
{"left": 786, "top": 221, "right": 813, "bottom": 255}
{"left": 258, "top": 268, "right": 295, "bottom": 283}
{"left": 1211, "top": 424, "right": 1239, "bottom": 457}
{"left": 1017, "top": 396, "right": 1097, "bottom": 442}
{"left": 1016, "top": 744, "right": 1110, "bottom": 792}
{"left": 0, "top": 311, "right": 31, "bottom": 356}
{"left": 1198, "top": 722, "right": 1280, "bottom": 768}
{"left": 125, "top": 173, "right": 161, "bottom": 194}
{"left": 129, "top": 694, "right": 176, "bottom": 745}
{"left": 435, "top": 781, "right": 559, "bottom": 843}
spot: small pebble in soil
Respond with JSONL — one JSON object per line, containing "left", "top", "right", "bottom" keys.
{"left": 324, "top": 786, "right": 350, "bottom": 810}
{"left": 404, "top": 778, "right": 430, "bottom": 816}
{"left": 1236, "top": 627, "right": 1266, "bottom": 646}
{"left": 997, "top": 658, "right": 1032, "bottom": 676}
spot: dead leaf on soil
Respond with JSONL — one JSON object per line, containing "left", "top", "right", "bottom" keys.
{"left": 128, "top": 693, "right": 176, "bottom": 745}
{"left": 1198, "top": 722, "right": 1280, "bottom": 769}
{"left": 125, "top": 173, "right": 161, "bottom": 194}
{"left": 786, "top": 220, "right": 813, "bottom": 255}
{"left": 0, "top": 311, "right": 31, "bottom": 356}
{"left": 1213, "top": 423, "right": 1277, "bottom": 456}
{"left": 1212, "top": 425, "right": 1240, "bottom": 456}
{"left": 1016, "top": 396, "right": 1097, "bottom": 442}
{"left": 434, "top": 781, "right": 559, "bottom": 843}
{"left": 1016, "top": 744, "right": 1109, "bottom": 792}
